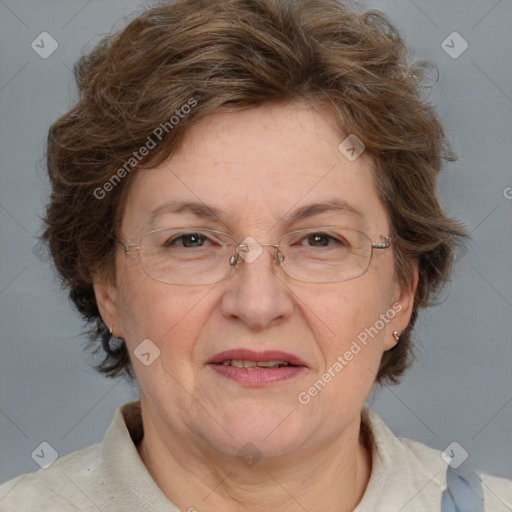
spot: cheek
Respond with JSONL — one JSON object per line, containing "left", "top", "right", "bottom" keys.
{"left": 116, "top": 279, "right": 213, "bottom": 399}
{"left": 313, "top": 279, "right": 392, "bottom": 338}
{"left": 295, "top": 283, "right": 394, "bottom": 425}
{"left": 305, "top": 275, "right": 395, "bottom": 374}
{"left": 116, "top": 265, "right": 206, "bottom": 357}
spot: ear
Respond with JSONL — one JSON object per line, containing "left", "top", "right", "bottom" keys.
{"left": 383, "top": 264, "right": 419, "bottom": 350}
{"left": 92, "top": 273, "right": 125, "bottom": 339}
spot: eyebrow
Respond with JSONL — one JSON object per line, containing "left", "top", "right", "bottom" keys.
{"left": 147, "top": 198, "right": 365, "bottom": 228}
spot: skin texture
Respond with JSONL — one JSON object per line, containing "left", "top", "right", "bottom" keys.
{"left": 94, "top": 100, "right": 418, "bottom": 512}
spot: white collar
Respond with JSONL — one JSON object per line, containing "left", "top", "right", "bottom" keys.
{"left": 355, "top": 408, "right": 448, "bottom": 511}
{"left": 101, "top": 402, "right": 448, "bottom": 511}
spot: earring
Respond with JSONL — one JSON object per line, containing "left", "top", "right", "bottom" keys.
{"left": 104, "top": 326, "right": 124, "bottom": 355}
{"left": 393, "top": 331, "right": 400, "bottom": 341}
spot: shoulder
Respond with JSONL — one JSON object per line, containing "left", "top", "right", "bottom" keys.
{"left": 477, "top": 472, "right": 512, "bottom": 511}
{"left": 400, "top": 437, "right": 512, "bottom": 511}
{"left": 0, "top": 443, "right": 108, "bottom": 511}
{"left": 0, "top": 401, "right": 146, "bottom": 512}
{"left": 397, "top": 438, "right": 512, "bottom": 511}
{"left": 361, "top": 409, "right": 512, "bottom": 512}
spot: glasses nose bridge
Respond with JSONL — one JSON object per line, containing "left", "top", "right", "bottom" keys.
{"left": 240, "top": 242, "right": 279, "bottom": 248}
{"left": 231, "top": 241, "right": 284, "bottom": 268}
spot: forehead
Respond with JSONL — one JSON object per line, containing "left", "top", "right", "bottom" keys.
{"left": 121, "top": 101, "right": 389, "bottom": 237}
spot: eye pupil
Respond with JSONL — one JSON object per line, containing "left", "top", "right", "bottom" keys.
{"left": 308, "top": 233, "right": 329, "bottom": 246}
{"left": 165, "top": 233, "right": 207, "bottom": 248}
{"left": 184, "top": 234, "right": 203, "bottom": 247}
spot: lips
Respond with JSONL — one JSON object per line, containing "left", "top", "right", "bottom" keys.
{"left": 207, "top": 349, "right": 308, "bottom": 368}
{"left": 207, "top": 349, "right": 308, "bottom": 386}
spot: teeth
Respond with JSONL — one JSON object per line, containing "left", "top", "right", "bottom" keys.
{"left": 231, "top": 360, "right": 256, "bottom": 368}
{"left": 221, "top": 360, "right": 290, "bottom": 368}
{"left": 255, "top": 360, "right": 289, "bottom": 368}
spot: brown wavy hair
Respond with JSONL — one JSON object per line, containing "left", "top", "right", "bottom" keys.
{"left": 43, "top": 0, "right": 468, "bottom": 382}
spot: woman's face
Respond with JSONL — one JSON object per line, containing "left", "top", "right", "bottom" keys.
{"left": 96, "top": 101, "right": 415, "bottom": 459}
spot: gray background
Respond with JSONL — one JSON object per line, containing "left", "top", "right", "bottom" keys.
{"left": 0, "top": 0, "right": 511, "bottom": 487}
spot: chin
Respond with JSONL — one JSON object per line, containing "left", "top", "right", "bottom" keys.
{"left": 193, "top": 405, "right": 309, "bottom": 458}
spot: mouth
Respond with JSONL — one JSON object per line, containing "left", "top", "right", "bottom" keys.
{"left": 207, "top": 349, "right": 307, "bottom": 386}
{"left": 218, "top": 360, "right": 293, "bottom": 369}
{"left": 207, "top": 349, "right": 308, "bottom": 368}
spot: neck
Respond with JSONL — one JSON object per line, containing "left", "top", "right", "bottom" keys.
{"left": 136, "top": 404, "right": 373, "bottom": 512}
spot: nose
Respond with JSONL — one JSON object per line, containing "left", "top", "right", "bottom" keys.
{"left": 220, "top": 242, "right": 294, "bottom": 330}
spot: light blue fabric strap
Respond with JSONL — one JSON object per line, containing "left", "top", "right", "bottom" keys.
{"left": 441, "top": 465, "right": 484, "bottom": 512}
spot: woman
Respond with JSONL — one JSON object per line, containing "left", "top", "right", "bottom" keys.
{"left": 1, "top": 0, "right": 510, "bottom": 510}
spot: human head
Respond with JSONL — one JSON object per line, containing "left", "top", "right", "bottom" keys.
{"left": 43, "top": 0, "right": 468, "bottom": 384}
